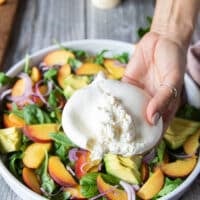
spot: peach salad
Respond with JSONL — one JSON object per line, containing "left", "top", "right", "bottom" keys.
{"left": 0, "top": 46, "right": 199, "bottom": 200}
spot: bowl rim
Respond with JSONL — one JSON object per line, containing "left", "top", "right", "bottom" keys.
{"left": 0, "top": 39, "right": 199, "bottom": 200}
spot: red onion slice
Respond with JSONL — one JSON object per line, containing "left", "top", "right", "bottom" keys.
{"left": 68, "top": 148, "right": 79, "bottom": 162}
{"left": 35, "top": 80, "right": 49, "bottom": 106}
{"left": 143, "top": 148, "right": 156, "bottom": 164}
{"left": 167, "top": 149, "right": 194, "bottom": 159}
{"left": 120, "top": 181, "right": 136, "bottom": 200}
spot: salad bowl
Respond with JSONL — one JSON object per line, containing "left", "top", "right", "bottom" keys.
{"left": 0, "top": 39, "right": 199, "bottom": 200}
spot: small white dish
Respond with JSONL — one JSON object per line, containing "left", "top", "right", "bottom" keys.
{"left": 0, "top": 39, "right": 199, "bottom": 200}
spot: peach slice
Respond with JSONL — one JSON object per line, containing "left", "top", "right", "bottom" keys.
{"left": 23, "top": 123, "right": 59, "bottom": 142}
{"left": 23, "top": 142, "right": 52, "bottom": 169}
{"left": 76, "top": 62, "right": 107, "bottom": 75}
{"left": 183, "top": 129, "right": 200, "bottom": 155}
{"left": 43, "top": 50, "right": 75, "bottom": 66}
{"left": 11, "top": 79, "right": 25, "bottom": 97}
{"left": 3, "top": 113, "right": 25, "bottom": 128}
{"left": 57, "top": 64, "right": 71, "bottom": 88}
{"left": 104, "top": 59, "right": 125, "bottom": 79}
{"left": 97, "top": 175, "right": 128, "bottom": 200}
{"left": 137, "top": 168, "right": 164, "bottom": 199}
{"left": 64, "top": 185, "right": 85, "bottom": 199}
{"left": 22, "top": 167, "right": 41, "bottom": 194}
{"left": 48, "top": 156, "right": 77, "bottom": 187}
{"left": 161, "top": 157, "right": 197, "bottom": 178}
{"left": 31, "top": 66, "right": 41, "bottom": 83}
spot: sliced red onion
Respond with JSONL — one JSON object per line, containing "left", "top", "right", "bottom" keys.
{"left": 66, "top": 165, "right": 75, "bottom": 176}
{"left": 120, "top": 181, "right": 136, "bottom": 200}
{"left": 167, "top": 149, "right": 194, "bottom": 159}
{"left": 98, "top": 163, "right": 102, "bottom": 171}
{"left": 132, "top": 184, "right": 140, "bottom": 191}
{"left": 68, "top": 148, "right": 79, "bottom": 162}
{"left": 143, "top": 148, "right": 156, "bottom": 164}
{"left": 114, "top": 60, "right": 127, "bottom": 67}
{"left": 0, "top": 89, "right": 12, "bottom": 100}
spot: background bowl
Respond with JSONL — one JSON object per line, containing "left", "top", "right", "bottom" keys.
{"left": 0, "top": 39, "right": 199, "bottom": 200}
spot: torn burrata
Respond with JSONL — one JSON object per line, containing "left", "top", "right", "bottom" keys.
{"left": 62, "top": 73, "right": 163, "bottom": 160}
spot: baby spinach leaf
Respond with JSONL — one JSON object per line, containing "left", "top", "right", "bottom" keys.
{"left": 48, "top": 90, "right": 58, "bottom": 108}
{"left": 101, "top": 173, "right": 120, "bottom": 185}
{"left": 44, "top": 68, "right": 58, "bottom": 81}
{"left": 0, "top": 72, "right": 11, "bottom": 86}
{"left": 95, "top": 50, "right": 108, "bottom": 65}
{"left": 72, "top": 49, "right": 88, "bottom": 60}
{"left": 37, "top": 152, "right": 56, "bottom": 195}
{"left": 153, "top": 178, "right": 183, "bottom": 199}
{"left": 114, "top": 52, "right": 129, "bottom": 64}
{"left": 80, "top": 172, "right": 99, "bottom": 198}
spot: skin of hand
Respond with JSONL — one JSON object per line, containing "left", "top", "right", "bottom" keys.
{"left": 123, "top": 32, "right": 186, "bottom": 131}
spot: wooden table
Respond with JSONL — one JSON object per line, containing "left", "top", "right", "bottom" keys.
{"left": 0, "top": 0, "right": 200, "bottom": 199}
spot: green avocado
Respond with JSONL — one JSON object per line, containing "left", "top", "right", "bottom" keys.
{"left": 63, "top": 74, "right": 90, "bottom": 98}
{"left": 0, "top": 127, "right": 22, "bottom": 153}
{"left": 164, "top": 117, "right": 200, "bottom": 149}
{"left": 104, "top": 153, "right": 141, "bottom": 184}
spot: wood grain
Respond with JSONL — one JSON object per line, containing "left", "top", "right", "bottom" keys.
{"left": 0, "top": 0, "right": 199, "bottom": 200}
{"left": 0, "top": 0, "right": 18, "bottom": 69}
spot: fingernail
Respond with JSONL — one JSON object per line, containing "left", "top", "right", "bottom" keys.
{"left": 152, "top": 112, "right": 160, "bottom": 125}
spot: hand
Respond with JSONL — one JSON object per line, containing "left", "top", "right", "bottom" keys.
{"left": 123, "top": 32, "right": 186, "bottom": 131}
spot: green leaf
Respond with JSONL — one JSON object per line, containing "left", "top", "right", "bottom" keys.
{"left": 50, "top": 191, "right": 71, "bottom": 200}
{"left": 137, "top": 16, "right": 152, "bottom": 38}
{"left": 101, "top": 173, "right": 119, "bottom": 186}
{"left": 72, "top": 49, "right": 88, "bottom": 60}
{"left": 68, "top": 58, "right": 82, "bottom": 71}
{"left": 8, "top": 151, "right": 23, "bottom": 179}
{"left": 94, "top": 50, "right": 108, "bottom": 65}
{"left": 44, "top": 68, "right": 58, "bottom": 81}
{"left": 48, "top": 90, "right": 58, "bottom": 108}
{"left": 114, "top": 52, "right": 129, "bottom": 64}
{"left": 176, "top": 104, "right": 200, "bottom": 121}
{"left": 153, "top": 178, "right": 183, "bottom": 199}
{"left": 0, "top": 72, "right": 11, "bottom": 86}
{"left": 157, "top": 140, "right": 166, "bottom": 163}
{"left": 37, "top": 152, "right": 56, "bottom": 195}
{"left": 80, "top": 172, "right": 99, "bottom": 198}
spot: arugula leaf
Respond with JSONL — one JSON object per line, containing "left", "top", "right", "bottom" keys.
{"left": 114, "top": 52, "right": 129, "bottom": 64}
{"left": 137, "top": 16, "right": 152, "bottom": 38}
{"left": 176, "top": 104, "right": 200, "bottom": 121}
{"left": 80, "top": 172, "right": 99, "bottom": 198}
{"left": 48, "top": 90, "right": 58, "bottom": 108}
{"left": 0, "top": 72, "right": 11, "bottom": 86}
{"left": 49, "top": 132, "right": 75, "bottom": 162}
{"left": 68, "top": 58, "right": 82, "bottom": 71}
{"left": 153, "top": 178, "right": 183, "bottom": 199}
{"left": 95, "top": 50, "right": 108, "bottom": 65}
{"left": 44, "top": 68, "right": 58, "bottom": 81}
{"left": 8, "top": 151, "right": 23, "bottom": 179}
{"left": 37, "top": 152, "right": 56, "bottom": 195}
{"left": 24, "top": 54, "right": 30, "bottom": 74}
{"left": 72, "top": 49, "right": 88, "bottom": 60}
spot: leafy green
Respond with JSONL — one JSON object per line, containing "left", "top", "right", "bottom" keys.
{"left": 176, "top": 104, "right": 200, "bottom": 122}
{"left": 8, "top": 151, "right": 23, "bottom": 179}
{"left": 0, "top": 72, "right": 11, "bottom": 86}
{"left": 24, "top": 54, "right": 30, "bottom": 74}
{"left": 48, "top": 90, "right": 58, "bottom": 108}
{"left": 95, "top": 50, "right": 108, "bottom": 65}
{"left": 49, "top": 132, "right": 75, "bottom": 162}
{"left": 44, "top": 68, "right": 58, "bottom": 81}
{"left": 12, "top": 104, "right": 53, "bottom": 124}
{"left": 114, "top": 52, "right": 129, "bottom": 64}
{"left": 37, "top": 152, "right": 56, "bottom": 195}
{"left": 157, "top": 140, "right": 166, "bottom": 163}
{"left": 50, "top": 191, "right": 71, "bottom": 200}
{"left": 137, "top": 16, "right": 152, "bottom": 38}
{"left": 153, "top": 178, "right": 183, "bottom": 199}
{"left": 101, "top": 173, "right": 119, "bottom": 185}
{"left": 68, "top": 57, "right": 82, "bottom": 71}
{"left": 80, "top": 172, "right": 99, "bottom": 198}
{"left": 72, "top": 49, "right": 88, "bottom": 60}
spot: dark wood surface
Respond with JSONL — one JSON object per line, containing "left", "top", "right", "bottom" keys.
{"left": 0, "top": 0, "right": 199, "bottom": 199}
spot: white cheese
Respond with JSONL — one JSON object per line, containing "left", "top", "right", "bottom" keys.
{"left": 62, "top": 73, "right": 163, "bottom": 160}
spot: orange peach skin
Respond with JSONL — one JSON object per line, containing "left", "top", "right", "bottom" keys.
{"left": 57, "top": 64, "right": 71, "bottom": 88}
{"left": 23, "top": 142, "right": 52, "bottom": 169}
{"left": 3, "top": 113, "right": 25, "bottom": 128}
{"left": 48, "top": 156, "right": 77, "bottom": 187}
{"left": 22, "top": 167, "right": 41, "bottom": 194}
{"left": 97, "top": 175, "right": 127, "bottom": 200}
{"left": 137, "top": 168, "right": 164, "bottom": 200}
{"left": 161, "top": 157, "right": 197, "bottom": 178}
{"left": 43, "top": 50, "right": 75, "bottom": 66}
{"left": 23, "top": 123, "right": 59, "bottom": 142}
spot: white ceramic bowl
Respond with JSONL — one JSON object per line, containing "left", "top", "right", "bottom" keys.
{"left": 0, "top": 40, "right": 199, "bottom": 200}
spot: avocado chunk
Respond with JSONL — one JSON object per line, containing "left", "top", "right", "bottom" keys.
{"left": 104, "top": 153, "right": 141, "bottom": 184}
{"left": 0, "top": 127, "right": 22, "bottom": 153}
{"left": 164, "top": 117, "right": 200, "bottom": 149}
{"left": 63, "top": 74, "right": 90, "bottom": 98}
